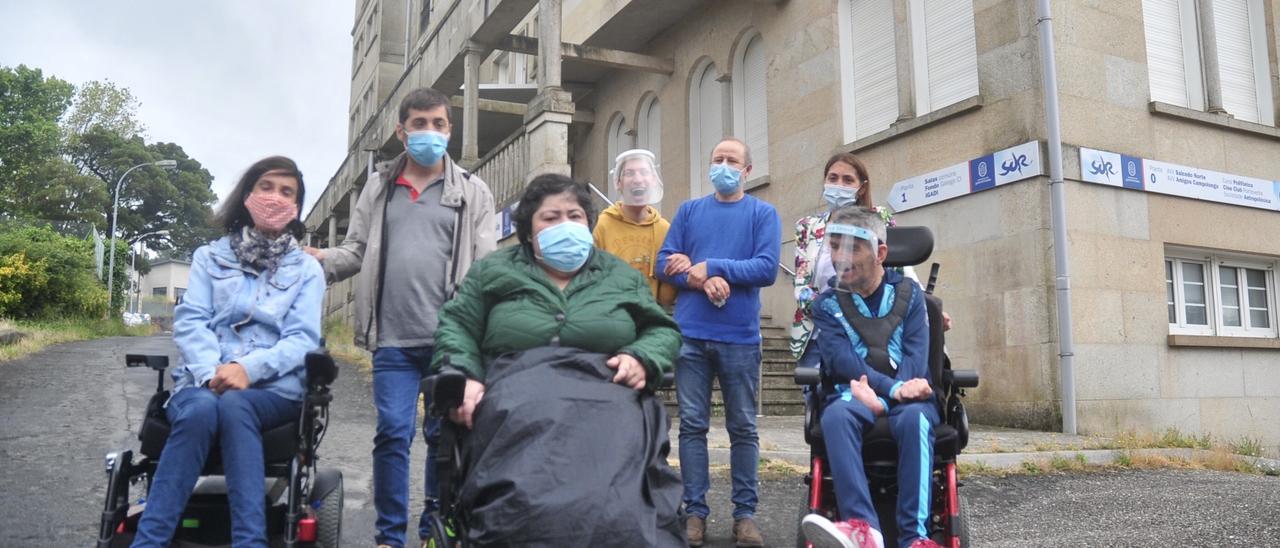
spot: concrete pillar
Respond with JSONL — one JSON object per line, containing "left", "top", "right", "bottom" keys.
{"left": 524, "top": 88, "right": 575, "bottom": 180}
{"left": 462, "top": 42, "right": 483, "bottom": 168}
{"left": 348, "top": 189, "right": 359, "bottom": 224}
{"left": 327, "top": 216, "right": 337, "bottom": 248}
{"left": 526, "top": 0, "right": 572, "bottom": 180}
{"left": 537, "top": 0, "right": 561, "bottom": 90}
{"left": 1196, "top": 0, "right": 1227, "bottom": 114}
{"left": 893, "top": 0, "right": 916, "bottom": 121}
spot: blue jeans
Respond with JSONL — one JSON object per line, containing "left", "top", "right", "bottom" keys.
{"left": 822, "top": 398, "right": 940, "bottom": 548}
{"left": 371, "top": 346, "right": 441, "bottom": 547}
{"left": 675, "top": 337, "right": 761, "bottom": 520}
{"left": 131, "top": 387, "right": 299, "bottom": 548}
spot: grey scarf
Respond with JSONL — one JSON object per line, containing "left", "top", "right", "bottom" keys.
{"left": 229, "top": 226, "right": 297, "bottom": 276}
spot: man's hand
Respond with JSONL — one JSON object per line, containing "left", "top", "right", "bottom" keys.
{"left": 703, "top": 276, "right": 730, "bottom": 304}
{"left": 849, "top": 375, "right": 884, "bottom": 416}
{"left": 663, "top": 253, "right": 692, "bottom": 276}
{"left": 303, "top": 246, "right": 325, "bottom": 262}
{"left": 449, "top": 379, "right": 486, "bottom": 429}
{"left": 942, "top": 311, "right": 953, "bottom": 332}
{"left": 686, "top": 261, "right": 709, "bottom": 288}
{"left": 894, "top": 377, "right": 933, "bottom": 401}
{"left": 208, "top": 362, "right": 250, "bottom": 394}
{"left": 607, "top": 353, "right": 647, "bottom": 391}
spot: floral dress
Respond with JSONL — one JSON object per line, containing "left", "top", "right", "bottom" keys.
{"left": 790, "top": 206, "right": 897, "bottom": 358}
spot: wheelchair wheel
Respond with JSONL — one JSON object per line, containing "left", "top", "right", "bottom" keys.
{"left": 423, "top": 513, "right": 450, "bottom": 548}
{"left": 315, "top": 473, "right": 343, "bottom": 548}
{"left": 954, "top": 494, "right": 972, "bottom": 548}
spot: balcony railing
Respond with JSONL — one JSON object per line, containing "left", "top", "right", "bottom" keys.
{"left": 474, "top": 129, "right": 528, "bottom": 207}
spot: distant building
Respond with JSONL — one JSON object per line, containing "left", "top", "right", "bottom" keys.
{"left": 138, "top": 258, "right": 191, "bottom": 304}
{"left": 305, "top": 0, "right": 1280, "bottom": 454}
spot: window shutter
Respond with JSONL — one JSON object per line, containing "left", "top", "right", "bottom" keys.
{"left": 1141, "top": 0, "right": 1204, "bottom": 109}
{"left": 607, "top": 115, "right": 627, "bottom": 200}
{"left": 919, "top": 0, "right": 979, "bottom": 113}
{"left": 850, "top": 0, "right": 898, "bottom": 139}
{"left": 690, "top": 63, "right": 724, "bottom": 197}
{"left": 1213, "top": 0, "right": 1269, "bottom": 124}
{"left": 742, "top": 37, "right": 769, "bottom": 177}
{"left": 643, "top": 98, "right": 661, "bottom": 161}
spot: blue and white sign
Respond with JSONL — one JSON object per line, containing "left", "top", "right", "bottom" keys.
{"left": 888, "top": 141, "right": 1042, "bottom": 212}
{"left": 497, "top": 201, "right": 519, "bottom": 240}
{"left": 1079, "top": 147, "right": 1280, "bottom": 212}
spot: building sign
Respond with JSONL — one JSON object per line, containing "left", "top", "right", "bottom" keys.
{"left": 1079, "top": 147, "right": 1280, "bottom": 212}
{"left": 887, "top": 141, "right": 1043, "bottom": 212}
{"left": 498, "top": 201, "right": 519, "bottom": 240}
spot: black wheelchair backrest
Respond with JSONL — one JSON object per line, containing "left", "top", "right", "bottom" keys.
{"left": 884, "top": 226, "right": 934, "bottom": 268}
{"left": 125, "top": 354, "right": 168, "bottom": 371}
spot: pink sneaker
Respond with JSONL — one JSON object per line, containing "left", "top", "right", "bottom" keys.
{"left": 907, "top": 539, "right": 945, "bottom": 548}
{"left": 800, "top": 514, "right": 884, "bottom": 548}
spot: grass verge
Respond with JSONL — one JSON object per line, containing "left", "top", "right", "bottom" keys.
{"left": 322, "top": 317, "right": 371, "bottom": 371}
{"left": 0, "top": 317, "right": 155, "bottom": 362}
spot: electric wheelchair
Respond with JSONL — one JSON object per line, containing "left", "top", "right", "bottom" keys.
{"left": 795, "top": 226, "right": 980, "bottom": 548}
{"left": 96, "top": 348, "right": 344, "bottom": 547}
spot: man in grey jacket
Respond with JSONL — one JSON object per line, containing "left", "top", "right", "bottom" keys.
{"left": 304, "top": 87, "right": 495, "bottom": 548}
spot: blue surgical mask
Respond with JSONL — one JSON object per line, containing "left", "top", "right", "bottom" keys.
{"left": 822, "top": 184, "right": 858, "bottom": 208}
{"left": 709, "top": 162, "right": 742, "bottom": 195}
{"left": 405, "top": 130, "right": 449, "bottom": 167}
{"left": 536, "top": 221, "right": 594, "bottom": 273}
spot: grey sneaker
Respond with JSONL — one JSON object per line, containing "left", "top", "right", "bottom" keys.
{"left": 686, "top": 515, "right": 706, "bottom": 547}
{"left": 733, "top": 517, "right": 765, "bottom": 547}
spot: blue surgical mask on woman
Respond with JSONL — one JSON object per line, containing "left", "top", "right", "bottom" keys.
{"left": 708, "top": 162, "right": 742, "bottom": 195}
{"left": 536, "top": 221, "right": 594, "bottom": 273}
{"left": 406, "top": 130, "right": 449, "bottom": 166}
{"left": 822, "top": 184, "right": 858, "bottom": 208}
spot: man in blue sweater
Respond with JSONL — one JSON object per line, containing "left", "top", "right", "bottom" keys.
{"left": 657, "top": 137, "right": 780, "bottom": 547}
{"left": 799, "top": 206, "right": 940, "bottom": 548}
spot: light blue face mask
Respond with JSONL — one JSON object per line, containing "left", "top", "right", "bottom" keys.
{"left": 822, "top": 184, "right": 858, "bottom": 208}
{"left": 708, "top": 163, "right": 742, "bottom": 195}
{"left": 536, "top": 221, "right": 594, "bottom": 273}
{"left": 405, "top": 130, "right": 449, "bottom": 167}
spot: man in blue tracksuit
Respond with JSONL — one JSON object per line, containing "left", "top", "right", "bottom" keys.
{"left": 799, "top": 206, "right": 941, "bottom": 548}
{"left": 657, "top": 137, "right": 780, "bottom": 548}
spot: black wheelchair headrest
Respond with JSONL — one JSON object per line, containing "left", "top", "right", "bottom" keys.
{"left": 884, "top": 226, "right": 934, "bottom": 268}
{"left": 422, "top": 367, "right": 468, "bottom": 415}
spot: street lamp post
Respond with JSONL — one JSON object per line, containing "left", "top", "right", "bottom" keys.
{"left": 128, "top": 230, "right": 169, "bottom": 314}
{"left": 107, "top": 160, "right": 177, "bottom": 315}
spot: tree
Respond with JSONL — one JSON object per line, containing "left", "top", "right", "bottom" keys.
{"left": 63, "top": 79, "right": 145, "bottom": 143}
{"left": 0, "top": 65, "right": 75, "bottom": 216}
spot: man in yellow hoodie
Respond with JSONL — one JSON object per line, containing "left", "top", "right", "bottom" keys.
{"left": 593, "top": 149, "right": 678, "bottom": 306}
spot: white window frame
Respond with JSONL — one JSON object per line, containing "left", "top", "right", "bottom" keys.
{"left": 1166, "top": 249, "right": 1278, "bottom": 338}
{"left": 908, "top": 0, "right": 980, "bottom": 115}
{"left": 689, "top": 60, "right": 725, "bottom": 198}
{"left": 605, "top": 113, "right": 630, "bottom": 201}
{"left": 636, "top": 94, "right": 660, "bottom": 161}
{"left": 732, "top": 31, "right": 769, "bottom": 180}
{"left": 1141, "top": 0, "right": 1275, "bottom": 125}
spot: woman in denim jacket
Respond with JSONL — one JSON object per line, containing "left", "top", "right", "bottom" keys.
{"left": 131, "top": 156, "right": 324, "bottom": 548}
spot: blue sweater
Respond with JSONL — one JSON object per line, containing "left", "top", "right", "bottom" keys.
{"left": 811, "top": 268, "right": 930, "bottom": 403}
{"left": 657, "top": 194, "right": 781, "bottom": 344}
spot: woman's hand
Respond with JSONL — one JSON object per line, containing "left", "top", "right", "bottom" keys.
{"left": 942, "top": 311, "right": 952, "bottom": 332}
{"left": 607, "top": 353, "right": 647, "bottom": 391}
{"left": 449, "top": 379, "right": 486, "bottom": 429}
{"left": 209, "top": 362, "right": 250, "bottom": 393}
{"left": 663, "top": 253, "right": 692, "bottom": 276}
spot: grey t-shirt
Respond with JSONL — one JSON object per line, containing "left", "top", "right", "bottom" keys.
{"left": 377, "top": 179, "right": 455, "bottom": 348}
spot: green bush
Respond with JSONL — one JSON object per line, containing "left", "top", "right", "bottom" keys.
{"left": 0, "top": 223, "right": 114, "bottom": 319}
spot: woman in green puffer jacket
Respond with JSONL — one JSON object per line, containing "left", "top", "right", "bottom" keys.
{"left": 431, "top": 173, "right": 681, "bottom": 428}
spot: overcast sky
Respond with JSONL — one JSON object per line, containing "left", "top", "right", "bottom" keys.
{"left": 0, "top": 0, "right": 353, "bottom": 217}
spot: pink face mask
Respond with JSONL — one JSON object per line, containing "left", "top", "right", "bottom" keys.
{"left": 244, "top": 192, "right": 298, "bottom": 233}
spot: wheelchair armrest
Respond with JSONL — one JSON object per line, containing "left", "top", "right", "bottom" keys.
{"left": 422, "top": 368, "right": 468, "bottom": 416}
{"left": 794, "top": 366, "right": 821, "bottom": 386}
{"left": 305, "top": 350, "right": 339, "bottom": 388}
{"left": 945, "top": 369, "right": 979, "bottom": 388}
{"left": 126, "top": 354, "right": 168, "bottom": 371}
{"left": 659, "top": 371, "right": 675, "bottom": 389}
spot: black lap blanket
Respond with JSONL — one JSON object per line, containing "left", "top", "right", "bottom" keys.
{"left": 458, "top": 346, "right": 685, "bottom": 547}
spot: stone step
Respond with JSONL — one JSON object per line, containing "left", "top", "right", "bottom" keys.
{"left": 657, "top": 385, "right": 805, "bottom": 404}
{"left": 662, "top": 400, "right": 805, "bottom": 417}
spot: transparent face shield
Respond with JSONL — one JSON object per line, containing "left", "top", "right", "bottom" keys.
{"left": 612, "top": 149, "right": 664, "bottom": 206}
{"left": 823, "top": 223, "right": 882, "bottom": 293}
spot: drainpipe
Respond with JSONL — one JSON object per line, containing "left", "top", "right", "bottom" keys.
{"left": 1035, "top": 0, "right": 1077, "bottom": 434}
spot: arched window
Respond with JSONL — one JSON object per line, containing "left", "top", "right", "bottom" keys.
{"left": 733, "top": 33, "right": 769, "bottom": 179}
{"left": 689, "top": 60, "right": 725, "bottom": 198}
{"left": 636, "top": 94, "right": 661, "bottom": 162}
{"left": 606, "top": 113, "right": 630, "bottom": 200}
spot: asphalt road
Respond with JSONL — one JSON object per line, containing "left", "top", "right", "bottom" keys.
{"left": 2, "top": 336, "right": 1278, "bottom": 547}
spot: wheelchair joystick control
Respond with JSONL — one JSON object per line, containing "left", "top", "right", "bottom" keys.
{"left": 104, "top": 452, "right": 118, "bottom": 476}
